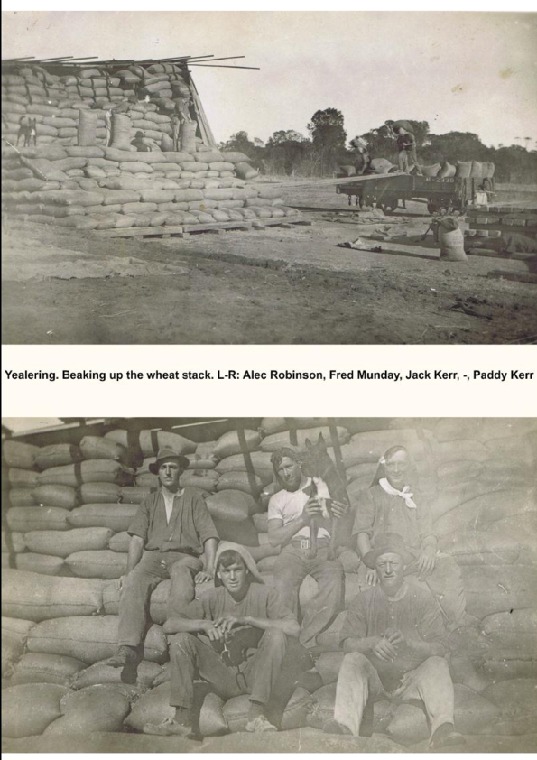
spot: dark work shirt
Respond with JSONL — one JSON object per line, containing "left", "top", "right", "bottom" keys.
{"left": 396, "top": 133, "right": 415, "bottom": 153}
{"left": 128, "top": 487, "right": 218, "bottom": 554}
{"left": 339, "top": 583, "right": 447, "bottom": 690}
{"left": 352, "top": 484, "right": 434, "bottom": 553}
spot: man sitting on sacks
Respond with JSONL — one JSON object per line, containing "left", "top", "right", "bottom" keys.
{"left": 144, "top": 541, "right": 311, "bottom": 736}
{"left": 107, "top": 447, "right": 218, "bottom": 682}
{"left": 323, "top": 533, "right": 464, "bottom": 749}
{"left": 267, "top": 447, "right": 347, "bottom": 651}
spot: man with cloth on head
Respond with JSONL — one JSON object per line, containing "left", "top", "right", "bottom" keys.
{"left": 107, "top": 447, "right": 218, "bottom": 682}
{"left": 267, "top": 447, "right": 346, "bottom": 650}
{"left": 144, "top": 541, "right": 310, "bottom": 736}
{"left": 324, "top": 533, "right": 463, "bottom": 749}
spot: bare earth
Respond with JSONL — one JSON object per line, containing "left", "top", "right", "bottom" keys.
{"left": 2, "top": 183, "right": 536, "bottom": 345}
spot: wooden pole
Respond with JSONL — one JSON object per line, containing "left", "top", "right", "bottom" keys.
{"left": 253, "top": 172, "right": 404, "bottom": 190}
{"left": 189, "top": 64, "right": 260, "bottom": 70}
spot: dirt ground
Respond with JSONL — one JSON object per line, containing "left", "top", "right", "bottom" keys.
{"left": 3, "top": 727, "right": 537, "bottom": 754}
{"left": 2, "top": 182, "right": 536, "bottom": 345}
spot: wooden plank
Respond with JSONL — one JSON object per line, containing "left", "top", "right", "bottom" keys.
{"left": 468, "top": 224, "right": 537, "bottom": 234}
{"left": 92, "top": 226, "right": 184, "bottom": 238}
{"left": 259, "top": 217, "right": 310, "bottom": 227}
{"left": 181, "top": 221, "right": 250, "bottom": 233}
{"left": 90, "top": 217, "right": 307, "bottom": 238}
{"left": 190, "top": 78, "right": 217, "bottom": 148}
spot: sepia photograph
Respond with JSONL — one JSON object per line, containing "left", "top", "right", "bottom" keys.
{"left": 1, "top": 11, "right": 537, "bottom": 345}
{"left": 2, "top": 415, "right": 536, "bottom": 752}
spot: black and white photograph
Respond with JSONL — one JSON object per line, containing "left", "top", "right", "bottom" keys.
{"left": 2, "top": 11, "right": 537, "bottom": 345}
{"left": 2, "top": 416, "right": 536, "bottom": 752}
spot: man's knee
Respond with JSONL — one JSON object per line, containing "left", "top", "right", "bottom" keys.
{"left": 261, "top": 627, "right": 287, "bottom": 651}
{"left": 122, "top": 565, "right": 153, "bottom": 594}
{"left": 169, "top": 631, "right": 198, "bottom": 658}
{"left": 170, "top": 556, "right": 202, "bottom": 578}
{"left": 318, "top": 561, "right": 345, "bottom": 590}
{"left": 340, "top": 652, "right": 370, "bottom": 678}
{"left": 419, "top": 655, "right": 450, "bottom": 678}
{"left": 273, "top": 566, "right": 301, "bottom": 590}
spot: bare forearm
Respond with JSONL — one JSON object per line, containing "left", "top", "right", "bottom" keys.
{"left": 421, "top": 535, "right": 437, "bottom": 551}
{"left": 126, "top": 537, "right": 144, "bottom": 573}
{"left": 203, "top": 538, "right": 218, "bottom": 574}
{"left": 342, "top": 636, "right": 380, "bottom": 654}
{"left": 356, "top": 532, "right": 372, "bottom": 559}
{"left": 409, "top": 639, "right": 446, "bottom": 659}
{"left": 244, "top": 616, "right": 300, "bottom": 638}
{"left": 163, "top": 617, "right": 208, "bottom": 635}
{"left": 268, "top": 516, "right": 306, "bottom": 547}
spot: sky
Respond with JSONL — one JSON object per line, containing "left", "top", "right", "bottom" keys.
{"left": 2, "top": 11, "right": 537, "bottom": 148}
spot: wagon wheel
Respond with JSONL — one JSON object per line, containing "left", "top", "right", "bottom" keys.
{"left": 381, "top": 198, "right": 398, "bottom": 215}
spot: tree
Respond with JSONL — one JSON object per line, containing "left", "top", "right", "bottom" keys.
{"left": 308, "top": 108, "right": 346, "bottom": 150}
{"left": 307, "top": 108, "right": 347, "bottom": 175}
{"left": 219, "top": 131, "right": 264, "bottom": 169}
{"left": 265, "top": 130, "right": 311, "bottom": 175}
{"left": 421, "top": 131, "right": 490, "bottom": 163}
{"left": 219, "top": 130, "right": 256, "bottom": 155}
{"left": 269, "top": 130, "right": 308, "bottom": 145}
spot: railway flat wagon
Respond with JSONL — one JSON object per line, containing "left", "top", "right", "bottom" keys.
{"left": 336, "top": 165, "right": 495, "bottom": 214}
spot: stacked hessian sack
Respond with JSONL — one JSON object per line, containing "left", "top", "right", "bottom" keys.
{"left": 2, "top": 418, "right": 536, "bottom": 743}
{"left": 2, "top": 61, "right": 298, "bottom": 231}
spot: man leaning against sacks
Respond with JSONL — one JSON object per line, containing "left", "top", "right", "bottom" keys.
{"left": 107, "top": 447, "right": 218, "bottom": 682}
{"left": 324, "top": 533, "right": 464, "bottom": 749}
{"left": 144, "top": 541, "right": 311, "bottom": 736}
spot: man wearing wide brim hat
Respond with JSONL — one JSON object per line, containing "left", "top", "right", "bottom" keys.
{"left": 108, "top": 447, "right": 219, "bottom": 683}
{"left": 324, "top": 533, "right": 464, "bottom": 749}
{"left": 144, "top": 540, "right": 312, "bottom": 737}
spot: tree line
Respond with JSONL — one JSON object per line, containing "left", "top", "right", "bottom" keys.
{"left": 220, "top": 109, "right": 537, "bottom": 184}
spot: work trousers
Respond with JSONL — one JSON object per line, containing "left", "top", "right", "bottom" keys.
{"left": 398, "top": 150, "right": 411, "bottom": 172}
{"left": 272, "top": 544, "right": 345, "bottom": 648}
{"left": 118, "top": 550, "right": 201, "bottom": 647}
{"left": 169, "top": 628, "right": 293, "bottom": 709}
{"left": 407, "top": 553, "right": 468, "bottom": 631}
{"left": 334, "top": 653, "right": 454, "bottom": 737}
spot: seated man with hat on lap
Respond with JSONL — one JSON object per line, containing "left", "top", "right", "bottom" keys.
{"left": 107, "top": 447, "right": 218, "bottom": 682}
{"left": 324, "top": 533, "right": 464, "bottom": 749}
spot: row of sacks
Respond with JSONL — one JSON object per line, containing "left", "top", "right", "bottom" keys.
{"left": 4, "top": 672, "right": 537, "bottom": 742}
{"left": 411, "top": 161, "right": 496, "bottom": 180}
{"left": 2, "top": 600, "right": 537, "bottom": 739}
{"left": 2, "top": 675, "right": 313, "bottom": 739}
{"left": 3, "top": 567, "right": 536, "bottom": 659}
{"left": 4, "top": 421, "right": 535, "bottom": 512}
{"left": 3, "top": 145, "right": 259, "bottom": 182}
{"left": 5, "top": 565, "right": 535, "bottom": 666}
{"left": 1, "top": 63, "right": 189, "bottom": 125}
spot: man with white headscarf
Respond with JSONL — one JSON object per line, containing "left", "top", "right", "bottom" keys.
{"left": 352, "top": 445, "right": 470, "bottom": 632}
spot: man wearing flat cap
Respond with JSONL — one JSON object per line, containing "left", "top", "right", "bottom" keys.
{"left": 108, "top": 447, "right": 218, "bottom": 681}
{"left": 144, "top": 541, "right": 310, "bottom": 737}
{"left": 325, "top": 533, "right": 463, "bottom": 749}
